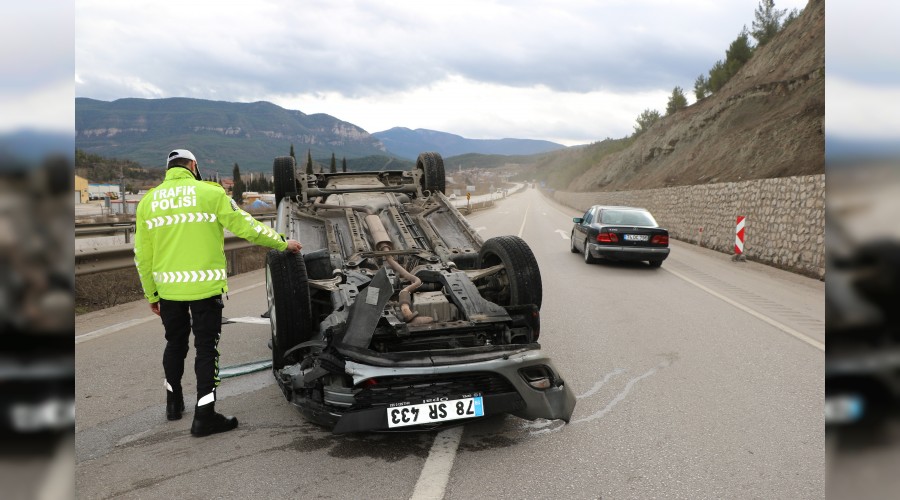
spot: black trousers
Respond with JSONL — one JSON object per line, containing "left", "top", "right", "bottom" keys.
{"left": 159, "top": 295, "right": 224, "bottom": 404}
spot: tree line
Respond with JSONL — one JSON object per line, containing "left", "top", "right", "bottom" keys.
{"left": 632, "top": 0, "right": 802, "bottom": 136}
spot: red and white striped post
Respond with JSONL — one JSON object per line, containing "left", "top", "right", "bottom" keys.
{"left": 733, "top": 215, "right": 746, "bottom": 261}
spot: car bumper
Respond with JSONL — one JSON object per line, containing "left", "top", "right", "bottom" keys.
{"left": 282, "top": 348, "right": 576, "bottom": 434}
{"left": 588, "top": 244, "right": 670, "bottom": 262}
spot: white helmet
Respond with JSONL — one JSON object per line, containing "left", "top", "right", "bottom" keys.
{"left": 167, "top": 149, "right": 196, "bottom": 165}
{"left": 167, "top": 149, "right": 202, "bottom": 180}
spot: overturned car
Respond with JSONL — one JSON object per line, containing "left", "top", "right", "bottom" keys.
{"left": 264, "top": 152, "right": 575, "bottom": 433}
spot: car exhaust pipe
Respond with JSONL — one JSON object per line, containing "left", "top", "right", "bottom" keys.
{"left": 365, "top": 213, "right": 434, "bottom": 325}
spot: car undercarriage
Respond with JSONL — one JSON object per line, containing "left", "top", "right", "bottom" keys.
{"left": 265, "top": 152, "right": 575, "bottom": 433}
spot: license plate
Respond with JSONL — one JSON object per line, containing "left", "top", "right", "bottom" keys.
{"left": 386, "top": 396, "right": 484, "bottom": 428}
{"left": 825, "top": 395, "right": 864, "bottom": 424}
{"left": 624, "top": 234, "right": 649, "bottom": 241}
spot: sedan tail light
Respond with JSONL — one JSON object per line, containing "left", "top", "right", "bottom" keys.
{"left": 597, "top": 232, "right": 619, "bottom": 243}
{"left": 651, "top": 235, "right": 669, "bottom": 245}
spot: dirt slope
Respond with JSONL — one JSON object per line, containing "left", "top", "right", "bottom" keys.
{"left": 569, "top": 0, "right": 824, "bottom": 192}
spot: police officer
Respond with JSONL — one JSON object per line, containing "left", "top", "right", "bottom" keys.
{"left": 134, "top": 149, "right": 302, "bottom": 437}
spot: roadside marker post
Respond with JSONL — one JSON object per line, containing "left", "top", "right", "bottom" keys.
{"left": 732, "top": 216, "right": 747, "bottom": 262}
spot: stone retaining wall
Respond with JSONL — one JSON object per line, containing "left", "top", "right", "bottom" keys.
{"left": 551, "top": 174, "right": 825, "bottom": 278}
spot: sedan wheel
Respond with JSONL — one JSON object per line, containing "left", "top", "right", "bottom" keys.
{"left": 570, "top": 232, "right": 579, "bottom": 253}
{"left": 583, "top": 241, "right": 597, "bottom": 264}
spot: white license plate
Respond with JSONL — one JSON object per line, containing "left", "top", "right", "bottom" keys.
{"left": 624, "top": 234, "right": 649, "bottom": 241}
{"left": 825, "top": 395, "right": 864, "bottom": 424}
{"left": 386, "top": 396, "right": 484, "bottom": 428}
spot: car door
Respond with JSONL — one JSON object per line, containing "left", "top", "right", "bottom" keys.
{"left": 573, "top": 208, "right": 593, "bottom": 247}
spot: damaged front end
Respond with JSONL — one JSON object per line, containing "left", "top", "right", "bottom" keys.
{"left": 265, "top": 152, "right": 575, "bottom": 433}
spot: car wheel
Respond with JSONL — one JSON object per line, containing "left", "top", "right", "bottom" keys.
{"left": 416, "top": 152, "right": 446, "bottom": 194}
{"left": 583, "top": 241, "right": 597, "bottom": 264}
{"left": 266, "top": 250, "right": 313, "bottom": 369}
{"left": 273, "top": 156, "right": 297, "bottom": 206}
{"left": 648, "top": 260, "right": 663, "bottom": 268}
{"left": 570, "top": 231, "right": 579, "bottom": 253}
{"left": 477, "top": 235, "right": 542, "bottom": 308}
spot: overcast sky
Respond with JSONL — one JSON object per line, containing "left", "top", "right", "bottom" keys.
{"left": 67, "top": 0, "right": 807, "bottom": 146}
{"left": 1, "top": 1, "right": 897, "bottom": 147}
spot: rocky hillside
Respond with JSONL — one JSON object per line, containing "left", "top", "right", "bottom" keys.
{"left": 564, "top": 0, "right": 823, "bottom": 192}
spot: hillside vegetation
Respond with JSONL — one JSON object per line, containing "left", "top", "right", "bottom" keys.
{"left": 519, "top": 0, "right": 823, "bottom": 191}
{"left": 75, "top": 98, "right": 388, "bottom": 175}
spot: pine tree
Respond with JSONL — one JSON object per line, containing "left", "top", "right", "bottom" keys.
{"left": 330, "top": 152, "right": 337, "bottom": 173}
{"left": 342, "top": 157, "right": 347, "bottom": 173}
{"left": 232, "top": 163, "right": 245, "bottom": 205}
{"left": 694, "top": 74, "right": 709, "bottom": 100}
{"left": 725, "top": 29, "right": 754, "bottom": 76}
{"left": 751, "top": 0, "right": 785, "bottom": 46}
{"left": 306, "top": 150, "right": 313, "bottom": 175}
{"left": 289, "top": 143, "right": 295, "bottom": 160}
{"left": 633, "top": 109, "right": 661, "bottom": 136}
{"left": 666, "top": 86, "right": 688, "bottom": 116}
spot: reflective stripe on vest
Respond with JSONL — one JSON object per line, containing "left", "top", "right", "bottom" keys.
{"left": 144, "top": 212, "right": 218, "bottom": 229}
{"left": 153, "top": 269, "right": 227, "bottom": 284}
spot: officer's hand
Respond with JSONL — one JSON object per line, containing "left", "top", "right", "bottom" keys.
{"left": 150, "top": 302, "right": 161, "bottom": 316}
{"left": 285, "top": 239, "right": 303, "bottom": 253}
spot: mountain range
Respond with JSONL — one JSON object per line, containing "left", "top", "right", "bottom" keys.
{"left": 371, "top": 128, "right": 564, "bottom": 160}
{"left": 75, "top": 97, "right": 566, "bottom": 173}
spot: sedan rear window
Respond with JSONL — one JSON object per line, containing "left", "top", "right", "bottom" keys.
{"left": 600, "top": 209, "right": 657, "bottom": 226}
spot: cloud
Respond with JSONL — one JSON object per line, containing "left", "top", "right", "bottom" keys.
{"left": 268, "top": 75, "right": 668, "bottom": 146}
{"left": 826, "top": 76, "right": 900, "bottom": 140}
{"left": 75, "top": 0, "right": 809, "bottom": 144}
{"left": 826, "top": 0, "right": 900, "bottom": 85}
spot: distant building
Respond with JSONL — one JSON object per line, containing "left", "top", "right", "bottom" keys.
{"left": 88, "top": 183, "right": 121, "bottom": 199}
{"left": 75, "top": 174, "right": 89, "bottom": 204}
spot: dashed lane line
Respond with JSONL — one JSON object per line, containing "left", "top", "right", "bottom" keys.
{"left": 409, "top": 426, "right": 464, "bottom": 500}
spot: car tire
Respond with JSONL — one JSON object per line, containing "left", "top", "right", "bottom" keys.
{"left": 266, "top": 250, "right": 313, "bottom": 369}
{"left": 570, "top": 232, "right": 579, "bottom": 253}
{"left": 478, "top": 235, "right": 542, "bottom": 308}
{"left": 583, "top": 241, "right": 597, "bottom": 264}
{"left": 648, "top": 260, "right": 663, "bottom": 268}
{"left": 273, "top": 156, "right": 297, "bottom": 206}
{"left": 416, "top": 152, "right": 446, "bottom": 194}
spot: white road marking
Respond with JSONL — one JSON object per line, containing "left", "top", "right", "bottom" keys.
{"left": 223, "top": 316, "right": 270, "bottom": 325}
{"left": 75, "top": 281, "right": 267, "bottom": 344}
{"left": 663, "top": 267, "right": 825, "bottom": 351}
{"left": 517, "top": 202, "right": 531, "bottom": 238}
{"left": 554, "top": 229, "right": 569, "bottom": 240}
{"left": 409, "top": 426, "right": 464, "bottom": 500}
{"left": 473, "top": 226, "right": 486, "bottom": 232}
{"left": 75, "top": 317, "right": 158, "bottom": 345}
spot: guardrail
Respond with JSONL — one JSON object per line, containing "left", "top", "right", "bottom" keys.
{"left": 74, "top": 213, "right": 277, "bottom": 277}
{"left": 75, "top": 235, "right": 257, "bottom": 276}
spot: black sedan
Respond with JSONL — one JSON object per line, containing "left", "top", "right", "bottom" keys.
{"left": 570, "top": 205, "right": 670, "bottom": 267}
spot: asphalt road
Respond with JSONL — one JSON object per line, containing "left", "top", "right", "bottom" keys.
{"left": 75, "top": 188, "right": 824, "bottom": 499}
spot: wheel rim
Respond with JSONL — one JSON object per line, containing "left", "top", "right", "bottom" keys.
{"left": 571, "top": 233, "right": 576, "bottom": 251}
{"left": 584, "top": 242, "right": 590, "bottom": 263}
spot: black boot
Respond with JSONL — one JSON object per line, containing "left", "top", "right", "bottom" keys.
{"left": 166, "top": 388, "right": 185, "bottom": 421}
{"left": 190, "top": 402, "right": 238, "bottom": 437}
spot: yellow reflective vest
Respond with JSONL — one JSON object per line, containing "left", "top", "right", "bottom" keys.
{"left": 134, "top": 167, "right": 287, "bottom": 302}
